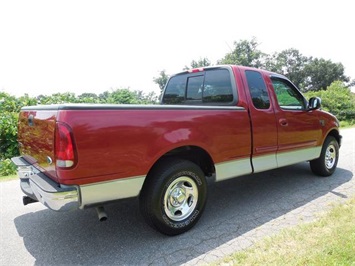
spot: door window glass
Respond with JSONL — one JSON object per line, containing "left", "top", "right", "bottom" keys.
{"left": 245, "top": 70, "right": 270, "bottom": 109}
{"left": 272, "top": 78, "right": 306, "bottom": 110}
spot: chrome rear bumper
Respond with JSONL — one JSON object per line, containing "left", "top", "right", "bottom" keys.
{"left": 11, "top": 156, "right": 79, "bottom": 211}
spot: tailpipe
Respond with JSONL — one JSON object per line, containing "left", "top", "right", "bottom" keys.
{"left": 96, "top": 206, "right": 108, "bottom": 222}
{"left": 23, "top": 196, "right": 38, "bottom": 206}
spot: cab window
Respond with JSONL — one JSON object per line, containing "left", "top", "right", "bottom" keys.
{"left": 245, "top": 70, "right": 270, "bottom": 109}
{"left": 272, "top": 78, "right": 306, "bottom": 110}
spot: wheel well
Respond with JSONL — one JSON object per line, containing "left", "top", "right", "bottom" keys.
{"left": 327, "top": 129, "right": 341, "bottom": 146}
{"left": 148, "top": 146, "right": 215, "bottom": 178}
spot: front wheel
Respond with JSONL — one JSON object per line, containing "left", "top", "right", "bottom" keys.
{"left": 139, "top": 159, "right": 207, "bottom": 236}
{"left": 310, "top": 136, "right": 339, "bottom": 177}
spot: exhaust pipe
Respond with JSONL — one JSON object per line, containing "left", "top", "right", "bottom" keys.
{"left": 96, "top": 206, "right": 108, "bottom": 222}
{"left": 23, "top": 196, "right": 38, "bottom": 205}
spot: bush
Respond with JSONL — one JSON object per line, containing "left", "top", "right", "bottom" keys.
{"left": 0, "top": 159, "right": 16, "bottom": 176}
{"left": 304, "top": 81, "right": 355, "bottom": 125}
{"left": 0, "top": 111, "right": 19, "bottom": 160}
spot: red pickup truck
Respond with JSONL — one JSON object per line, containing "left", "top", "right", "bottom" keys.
{"left": 12, "top": 65, "right": 341, "bottom": 235}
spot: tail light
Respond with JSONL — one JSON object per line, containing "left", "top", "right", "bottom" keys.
{"left": 55, "top": 122, "right": 76, "bottom": 168}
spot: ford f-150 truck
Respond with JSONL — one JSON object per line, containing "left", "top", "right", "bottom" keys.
{"left": 12, "top": 65, "right": 341, "bottom": 235}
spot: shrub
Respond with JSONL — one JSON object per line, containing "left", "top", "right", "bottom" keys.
{"left": 0, "top": 111, "right": 19, "bottom": 160}
{"left": 0, "top": 159, "right": 16, "bottom": 176}
{"left": 304, "top": 81, "right": 355, "bottom": 125}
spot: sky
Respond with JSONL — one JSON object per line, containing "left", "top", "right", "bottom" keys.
{"left": 0, "top": 0, "right": 354, "bottom": 97}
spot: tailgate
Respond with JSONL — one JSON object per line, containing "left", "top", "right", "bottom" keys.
{"left": 18, "top": 108, "right": 58, "bottom": 181}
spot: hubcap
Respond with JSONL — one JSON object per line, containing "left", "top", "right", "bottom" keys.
{"left": 164, "top": 176, "right": 198, "bottom": 222}
{"left": 325, "top": 144, "right": 336, "bottom": 169}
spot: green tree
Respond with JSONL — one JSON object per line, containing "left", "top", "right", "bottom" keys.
{"left": 133, "top": 90, "right": 158, "bottom": 104}
{"left": 265, "top": 48, "right": 309, "bottom": 90}
{"left": 77, "top": 93, "right": 100, "bottom": 103}
{"left": 37, "top": 92, "right": 77, "bottom": 104}
{"left": 218, "top": 37, "right": 266, "bottom": 68}
{"left": 153, "top": 70, "right": 170, "bottom": 93}
{"left": 0, "top": 92, "right": 22, "bottom": 112}
{"left": 183, "top": 57, "right": 211, "bottom": 70}
{"left": 303, "top": 58, "right": 349, "bottom": 92}
{"left": 99, "top": 89, "right": 157, "bottom": 104}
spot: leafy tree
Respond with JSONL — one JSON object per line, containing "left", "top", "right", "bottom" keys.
{"left": 183, "top": 57, "right": 211, "bottom": 70}
{"left": 98, "top": 91, "right": 112, "bottom": 103}
{"left": 37, "top": 92, "right": 77, "bottom": 104}
{"left": 218, "top": 37, "right": 266, "bottom": 68}
{"left": 77, "top": 93, "right": 100, "bottom": 103}
{"left": 153, "top": 70, "right": 170, "bottom": 92}
{"left": 133, "top": 90, "right": 158, "bottom": 104}
{"left": 303, "top": 58, "right": 349, "bottom": 92}
{"left": 0, "top": 92, "right": 21, "bottom": 112}
{"left": 99, "top": 88, "right": 157, "bottom": 104}
{"left": 265, "top": 48, "right": 309, "bottom": 89}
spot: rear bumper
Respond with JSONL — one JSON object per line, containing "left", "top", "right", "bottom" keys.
{"left": 11, "top": 156, "right": 79, "bottom": 211}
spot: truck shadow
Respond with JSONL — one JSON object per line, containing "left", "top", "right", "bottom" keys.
{"left": 14, "top": 163, "right": 353, "bottom": 265}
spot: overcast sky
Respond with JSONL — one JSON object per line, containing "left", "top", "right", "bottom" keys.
{"left": 0, "top": 0, "right": 354, "bottom": 97}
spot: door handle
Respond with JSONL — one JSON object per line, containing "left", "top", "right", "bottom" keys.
{"left": 279, "top": 118, "right": 288, "bottom": 127}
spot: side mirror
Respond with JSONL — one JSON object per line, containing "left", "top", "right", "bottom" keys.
{"left": 308, "top": 97, "right": 321, "bottom": 110}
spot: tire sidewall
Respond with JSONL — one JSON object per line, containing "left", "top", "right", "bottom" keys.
{"left": 322, "top": 137, "right": 339, "bottom": 175}
{"left": 152, "top": 162, "right": 207, "bottom": 234}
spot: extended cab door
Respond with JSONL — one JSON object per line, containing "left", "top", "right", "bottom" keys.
{"left": 269, "top": 76, "right": 323, "bottom": 167}
{"left": 242, "top": 69, "right": 278, "bottom": 172}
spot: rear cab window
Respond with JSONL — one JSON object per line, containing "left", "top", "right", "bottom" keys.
{"left": 162, "top": 67, "right": 237, "bottom": 106}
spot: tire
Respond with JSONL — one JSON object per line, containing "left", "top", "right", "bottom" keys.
{"left": 139, "top": 159, "right": 207, "bottom": 236}
{"left": 310, "top": 136, "right": 339, "bottom": 177}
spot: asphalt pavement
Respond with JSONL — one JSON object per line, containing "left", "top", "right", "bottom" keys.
{"left": 1, "top": 128, "right": 354, "bottom": 265}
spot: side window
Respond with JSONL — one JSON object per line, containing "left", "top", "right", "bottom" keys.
{"left": 163, "top": 75, "right": 186, "bottom": 104}
{"left": 245, "top": 70, "right": 270, "bottom": 109}
{"left": 203, "top": 69, "right": 233, "bottom": 103}
{"left": 272, "top": 78, "right": 306, "bottom": 110}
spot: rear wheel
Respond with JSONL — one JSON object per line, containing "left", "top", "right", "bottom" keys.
{"left": 139, "top": 159, "right": 207, "bottom": 236}
{"left": 310, "top": 136, "right": 339, "bottom": 176}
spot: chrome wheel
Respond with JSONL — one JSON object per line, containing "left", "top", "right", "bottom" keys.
{"left": 140, "top": 159, "right": 207, "bottom": 235}
{"left": 310, "top": 136, "right": 339, "bottom": 177}
{"left": 164, "top": 176, "right": 198, "bottom": 222}
{"left": 325, "top": 144, "right": 336, "bottom": 169}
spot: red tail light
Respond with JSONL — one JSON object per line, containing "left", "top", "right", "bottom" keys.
{"left": 55, "top": 122, "right": 76, "bottom": 168}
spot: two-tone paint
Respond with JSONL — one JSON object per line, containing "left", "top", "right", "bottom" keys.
{"left": 14, "top": 65, "right": 341, "bottom": 210}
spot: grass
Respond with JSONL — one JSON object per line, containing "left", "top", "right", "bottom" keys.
{"left": 0, "top": 174, "right": 17, "bottom": 182}
{"left": 340, "top": 121, "right": 355, "bottom": 128}
{"left": 219, "top": 197, "right": 355, "bottom": 266}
